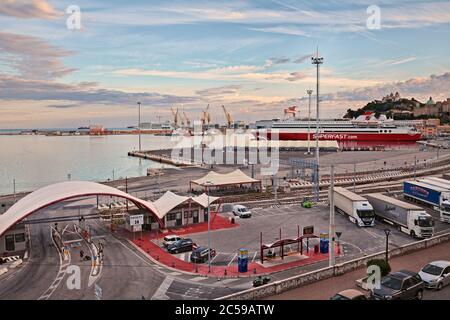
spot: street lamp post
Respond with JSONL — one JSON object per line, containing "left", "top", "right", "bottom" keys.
{"left": 306, "top": 89, "right": 313, "bottom": 155}
{"left": 329, "top": 164, "right": 335, "bottom": 267}
{"left": 311, "top": 51, "right": 323, "bottom": 202}
{"left": 414, "top": 155, "right": 417, "bottom": 180}
{"left": 384, "top": 229, "right": 391, "bottom": 263}
{"left": 137, "top": 102, "right": 142, "bottom": 152}
{"left": 204, "top": 181, "right": 213, "bottom": 273}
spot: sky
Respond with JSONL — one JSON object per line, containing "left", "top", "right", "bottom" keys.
{"left": 1, "top": 0, "right": 450, "bottom": 128}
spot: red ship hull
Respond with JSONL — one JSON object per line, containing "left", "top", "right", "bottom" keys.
{"left": 266, "top": 132, "right": 422, "bottom": 141}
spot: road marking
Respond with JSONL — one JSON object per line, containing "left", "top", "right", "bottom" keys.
{"left": 168, "top": 271, "right": 182, "bottom": 276}
{"left": 221, "top": 278, "right": 240, "bottom": 285}
{"left": 364, "top": 229, "right": 383, "bottom": 239}
{"left": 190, "top": 276, "right": 207, "bottom": 282}
{"left": 209, "top": 253, "right": 219, "bottom": 263}
{"left": 151, "top": 277, "right": 173, "bottom": 300}
{"left": 227, "top": 253, "right": 237, "bottom": 267}
{"left": 38, "top": 227, "right": 71, "bottom": 300}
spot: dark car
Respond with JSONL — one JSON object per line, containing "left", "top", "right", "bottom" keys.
{"left": 190, "top": 246, "right": 216, "bottom": 263}
{"left": 167, "top": 238, "right": 196, "bottom": 254}
{"left": 371, "top": 270, "right": 425, "bottom": 300}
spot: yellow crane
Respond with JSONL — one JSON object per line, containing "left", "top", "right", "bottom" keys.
{"left": 200, "top": 104, "right": 211, "bottom": 126}
{"left": 222, "top": 105, "right": 233, "bottom": 128}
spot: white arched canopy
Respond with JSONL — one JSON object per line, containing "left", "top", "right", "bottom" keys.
{"left": 0, "top": 181, "right": 163, "bottom": 237}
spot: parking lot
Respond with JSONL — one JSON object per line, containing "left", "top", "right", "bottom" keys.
{"left": 163, "top": 197, "right": 450, "bottom": 268}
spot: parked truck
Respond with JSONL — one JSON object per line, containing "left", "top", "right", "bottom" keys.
{"left": 366, "top": 193, "right": 434, "bottom": 238}
{"left": 405, "top": 180, "right": 450, "bottom": 223}
{"left": 332, "top": 187, "right": 375, "bottom": 227}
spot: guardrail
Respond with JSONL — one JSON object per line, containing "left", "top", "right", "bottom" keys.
{"left": 217, "top": 232, "right": 450, "bottom": 300}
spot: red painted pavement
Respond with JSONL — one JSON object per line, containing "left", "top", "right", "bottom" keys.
{"left": 131, "top": 234, "right": 342, "bottom": 277}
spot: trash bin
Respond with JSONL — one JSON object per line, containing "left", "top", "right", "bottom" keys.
{"left": 320, "top": 238, "right": 329, "bottom": 254}
{"left": 314, "top": 244, "right": 319, "bottom": 254}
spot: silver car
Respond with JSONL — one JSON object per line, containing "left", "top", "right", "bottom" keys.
{"left": 419, "top": 260, "right": 450, "bottom": 290}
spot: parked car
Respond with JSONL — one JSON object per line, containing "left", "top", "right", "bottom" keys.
{"left": 371, "top": 270, "right": 425, "bottom": 300}
{"left": 232, "top": 205, "right": 252, "bottom": 218}
{"left": 419, "top": 260, "right": 450, "bottom": 290}
{"left": 167, "top": 238, "right": 196, "bottom": 254}
{"left": 190, "top": 246, "right": 216, "bottom": 263}
{"left": 330, "top": 289, "right": 368, "bottom": 300}
{"left": 253, "top": 276, "right": 271, "bottom": 287}
{"left": 162, "top": 235, "right": 182, "bottom": 248}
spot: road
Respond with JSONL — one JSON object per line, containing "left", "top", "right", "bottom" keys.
{"left": 0, "top": 201, "right": 241, "bottom": 300}
{"left": 268, "top": 240, "right": 450, "bottom": 300}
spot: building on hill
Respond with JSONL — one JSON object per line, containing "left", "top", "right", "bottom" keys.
{"left": 382, "top": 92, "right": 401, "bottom": 103}
{"left": 413, "top": 97, "right": 450, "bottom": 117}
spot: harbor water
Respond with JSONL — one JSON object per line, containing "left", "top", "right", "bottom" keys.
{"left": 0, "top": 134, "right": 179, "bottom": 196}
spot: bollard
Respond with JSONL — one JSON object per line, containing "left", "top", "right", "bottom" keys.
{"left": 224, "top": 269, "right": 227, "bottom": 276}
{"left": 195, "top": 266, "right": 198, "bottom": 273}
{"left": 253, "top": 268, "right": 257, "bottom": 274}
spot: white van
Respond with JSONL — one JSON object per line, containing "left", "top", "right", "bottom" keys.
{"left": 232, "top": 205, "right": 252, "bottom": 218}
{"left": 163, "top": 235, "right": 182, "bottom": 248}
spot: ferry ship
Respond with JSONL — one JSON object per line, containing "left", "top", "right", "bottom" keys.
{"left": 255, "top": 112, "right": 422, "bottom": 142}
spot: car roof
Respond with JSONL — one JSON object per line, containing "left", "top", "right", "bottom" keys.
{"left": 428, "top": 260, "right": 450, "bottom": 268}
{"left": 165, "top": 235, "right": 180, "bottom": 239}
{"left": 234, "top": 205, "right": 246, "bottom": 208}
{"left": 392, "top": 270, "right": 416, "bottom": 279}
{"left": 338, "top": 289, "right": 364, "bottom": 299}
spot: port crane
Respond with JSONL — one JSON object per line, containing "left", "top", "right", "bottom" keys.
{"left": 170, "top": 107, "right": 179, "bottom": 128}
{"left": 183, "top": 112, "right": 191, "bottom": 127}
{"left": 200, "top": 104, "right": 211, "bottom": 126}
{"left": 222, "top": 105, "right": 233, "bottom": 128}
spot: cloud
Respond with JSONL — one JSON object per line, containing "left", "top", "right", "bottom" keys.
{"left": 285, "top": 71, "right": 306, "bottom": 82}
{"left": 294, "top": 54, "right": 313, "bottom": 64}
{"left": 0, "top": 0, "right": 61, "bottom": 19}
{"left": 0, "top": 32, "right": 76, "bottom": 80}
{"left": 267, "top": 57, "right": 290, "bottom": 65}
{"left": 0, "top": 74, "right": 200, "bottom": 106}
{"left": 249, "top": 26, "right": 311, "bottom": 37}
{"left": 318, "top": 72, "right": 450, "bottom": 103}
{"left": 196, "top": 85, "right": 242, "bottom": 97}
{"left": 46, "top": 103, "right": 81, "bottom": 109}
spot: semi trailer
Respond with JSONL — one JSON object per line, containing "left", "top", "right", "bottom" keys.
{"left": 366, "top": 193, "right": 434, "bottom": 238}
{"left": 405, "top": 180, "right": 450, "bottom": 223}
{"left": 332, "top": 187, "right": 375, "bottom": 227}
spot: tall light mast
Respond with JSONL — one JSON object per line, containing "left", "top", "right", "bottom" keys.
{"left": 137, "top": 101, "right": 142, "bottom": 152}
{"left": 306, "top": 89, "right": 313, "bottom": 155}
{"left": 311, "top": 50, "right": 323, "bottom": 201}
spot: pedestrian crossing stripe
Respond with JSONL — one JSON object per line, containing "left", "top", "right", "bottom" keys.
{"left": 2, "top": 256, "right": 20, "bottom": 262}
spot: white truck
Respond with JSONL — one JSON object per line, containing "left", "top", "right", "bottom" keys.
{"left": 332, "top": 187, "right": 375, "bottom": 227}
{"left": 366, "top": 193, "right": 434, "bottom": 238}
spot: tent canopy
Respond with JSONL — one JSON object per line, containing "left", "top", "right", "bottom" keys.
{"left": 153, "top": 191, "right": 220, "bottom": 218}
{"left": 190, "top": 169, "right": 260, "bottom": 187}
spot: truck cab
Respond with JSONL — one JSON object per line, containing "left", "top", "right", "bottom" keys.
{"left": 410, "top": 211, "right": 434, "bottom": 238}
{"left": 354, "top": 202, "right": 376, "bottom": 227}
{"left": 440, "top": 193, "right": 450, "bottom": 223}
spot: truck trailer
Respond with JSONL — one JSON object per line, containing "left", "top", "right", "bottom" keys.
{"left": 405, "top": 180, "right": 450, "bottom": 223}
{"left": 332, "top": 187, "right": 375, "bottom": 227}
{"left": 366, "top": 193, "right": 434, "bottom": 238}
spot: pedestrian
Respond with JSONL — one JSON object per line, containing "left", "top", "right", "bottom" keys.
{"left": 80, "top": 249, "right": 84, "bottom": 260}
